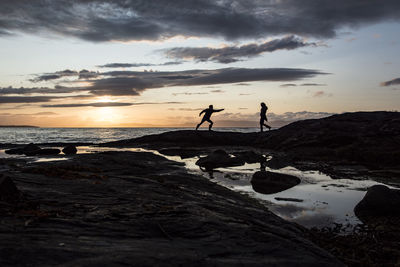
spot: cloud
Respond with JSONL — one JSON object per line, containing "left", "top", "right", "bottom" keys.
{"left": 210, "top": 89, "right": 225, "bottom": 93}
{"left": 280, "top": 83, "right": 297, "bottom": 87}
{"left": 0, "top": 96, "right": 61, "bottom": 103}
{"left": 281, "top": 83, "right": 326, "bottom": 87}
{"left": 97, "top": 62, "right": 182, "bottom": 68}
{"left": 30, "top": 69, "right": 99, "bottom": 82}
{"left": 172, "top": 92, "right": 209, "bottom": 96}
{"left": 0, "top": 112, "right": 57, "bottom": 116}
{"left": 163, "top": 35, "right": 318, "bottom": 63}
{"left": 234, "top": 83, "right": 251, "bottom": 86}
{"left": 381, "top": 77, "right": 400, "bottom": 86}
{"left": 1, "top": 1, "right": 400, "bottom": 42}
{"left": 312, "top": 90, "right": 332, "bottom": 97}
{"left": 41, "top": 101, "right": 183, "bottom": 108}
{"left": 300, "top": 83, "right": 326, "bottom": 86}
{"left": 168, "top": 108, "right": 203, "bottom": 111}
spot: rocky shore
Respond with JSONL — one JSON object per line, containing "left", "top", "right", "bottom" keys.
{"left": 0, "top": 151, "right": 342, "bottom": 266}
{"left": 1, "top": 111, "right": 399, "bottom": 266}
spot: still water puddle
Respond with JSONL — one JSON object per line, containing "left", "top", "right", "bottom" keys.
{"left": 161, "top": 154, "right": 394, "bottom": 230}
{"left": 0, "top": 146, "right": 393, "bottom": 229}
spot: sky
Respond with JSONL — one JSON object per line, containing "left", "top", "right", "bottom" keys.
{"left": 0, "top": 0, "right": 399, "bottom": 127}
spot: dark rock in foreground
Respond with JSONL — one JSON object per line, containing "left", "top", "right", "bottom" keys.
{"left": 354, "top": 185, "right": 400, "bottom": 223}
{"left": 0, "top": 151, "right": 342, "bottom": 266}
{"left": 196, "top": 149, "right": 245, "bottom": 170}
{"left": 251, "top": 171, "right": 301, "bottom": 194}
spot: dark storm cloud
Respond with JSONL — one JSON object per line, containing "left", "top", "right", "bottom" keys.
{"left": 0, "top": 1, "right": 399, "bottom": 42}
{"left": 163, "top": 35, "right": 318, "bottom": 63}
{"left": 42, "top": 101, "right": 183, "bottom": 108}
{"left": 97, "top": 62, "right": 183, "bottom": 68}
{"left": 1, "top": 67, "right": 327, "bottom": 99}
{"left": 381, "top": 77, "right": 400, "bottom": 86}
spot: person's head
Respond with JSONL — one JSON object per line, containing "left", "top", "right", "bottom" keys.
{"left": 209, "top": 104, "right": 213, "bottom": 109}
{"left": 261, "top": 102, "right": 266, "bottom": 107}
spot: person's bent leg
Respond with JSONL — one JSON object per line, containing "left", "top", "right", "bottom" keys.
{"left": 196, "top": 118, "right": 206, "bottom": 130}
{"left": 208, "top": 120, "right": 213, "bottom": 131}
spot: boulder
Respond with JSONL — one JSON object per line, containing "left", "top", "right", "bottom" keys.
{"left": 0, "top": 175, "right": 21, "bottom": 203}
{"left": 4, "top": 148, "right": 24, "bottom": 155}
{"left": 196, "top": 149, "right": 245, "bottom": 170}
{"left": 23, "top": 143, "right": 41, "bottom": 155}
{"left": 62, "top": 145, "right": 78, "bottom": 155}
{"left": 251, "top": 171, "right": 301, "bottom": 194}
{"left": 354, "top": 185, "right": 400, "bottom": 223}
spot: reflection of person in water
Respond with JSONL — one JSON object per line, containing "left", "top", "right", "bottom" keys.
{"left": 260, "top": 102, "right": 271, "bottom": 132}
{"left": 196, "top": 105, "right": 224, "bottom": 131}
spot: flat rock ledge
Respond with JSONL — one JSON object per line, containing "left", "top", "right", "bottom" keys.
{"left": 0, "top": 151, "right": 342, "bottom": 266}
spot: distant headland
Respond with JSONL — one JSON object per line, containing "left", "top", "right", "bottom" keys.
{"left": 0, "top": 125, "right": 39, "bottom": 128}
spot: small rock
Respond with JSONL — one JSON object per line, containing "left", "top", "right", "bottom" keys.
{"left": 251, "top": 171, "right": 300, "bottom": 194}
{"left": 62, "top": 145, "right": 78, "bottom": 155}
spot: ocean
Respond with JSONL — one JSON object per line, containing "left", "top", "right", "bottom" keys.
{"left": 0, "top": 127, "right": 257, "bottom": 144}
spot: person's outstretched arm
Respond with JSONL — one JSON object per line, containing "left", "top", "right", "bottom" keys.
{"left": 214, "top": 108, "right": 224, "bottom": 112}
{"left": 199, "top": 109, "right": 206, "bottom": 116}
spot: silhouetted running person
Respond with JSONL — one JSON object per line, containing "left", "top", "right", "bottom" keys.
{"left": 196, "top": 105, "right": 224, "bottom": 131}
{"left": 260, "top": 102, "right": 271, "bottom": 132}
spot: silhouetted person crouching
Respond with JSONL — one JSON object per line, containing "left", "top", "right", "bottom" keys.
{"left": 260, "top": 102, "right": 271, "bottom": 132}
{"left": 196, "top": 105, "right": 224, "bottom": 131}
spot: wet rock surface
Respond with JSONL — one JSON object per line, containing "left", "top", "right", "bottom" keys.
{"left": 251, "top": 171, "right": 301, "bottom": 194}
{"left": 195, "top": 150, "right": 245, "bottom": 170}
{"left": 0, "top": 151, "right": 342, "bottom": 266}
